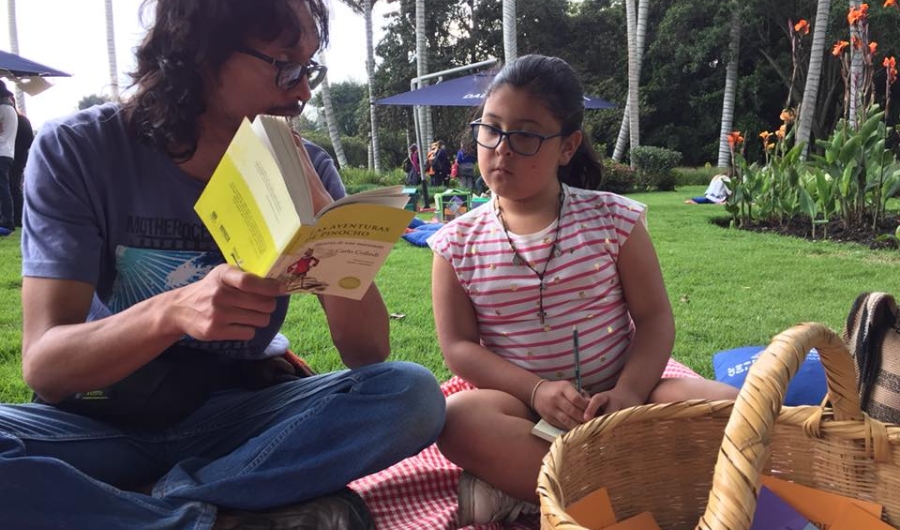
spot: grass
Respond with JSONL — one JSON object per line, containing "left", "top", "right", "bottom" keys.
{"left": 2, "top": 186, "right": 899, "bottom": 403}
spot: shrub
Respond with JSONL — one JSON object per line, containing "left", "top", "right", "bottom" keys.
{"left": 630, "top": 146, "right": 682, "bottom": 191}
{"left": 600, "top": 160, "right": 636, "bottom": 194}
{"left": 673, "top": 165, "right": 721, "bottom": 186}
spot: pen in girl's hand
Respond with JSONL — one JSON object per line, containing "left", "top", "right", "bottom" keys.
{"left": 573, "top": 326, "right": 582, "bottom": 394}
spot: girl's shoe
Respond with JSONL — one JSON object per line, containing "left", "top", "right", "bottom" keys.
{"left": 456, "top": 471, "right": 539, "bottom": 525}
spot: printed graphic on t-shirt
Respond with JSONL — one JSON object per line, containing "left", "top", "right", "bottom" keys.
{"left": 106, "top": 246, "right": 280, "bottom": 357}
{"left": 108, "top": 246, "right": 223, "bottom": 313}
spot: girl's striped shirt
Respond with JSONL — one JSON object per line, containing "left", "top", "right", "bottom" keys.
{"left": 429, "top": 185, "right": 646, "bottom": 392}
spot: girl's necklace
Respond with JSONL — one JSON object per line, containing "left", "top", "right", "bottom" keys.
{"left": 497, "top": 190, "right": 565, "bottom": 325}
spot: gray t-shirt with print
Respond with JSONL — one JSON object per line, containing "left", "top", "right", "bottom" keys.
{"left": 22, "top": 103, "right": 345, "bottom": 359}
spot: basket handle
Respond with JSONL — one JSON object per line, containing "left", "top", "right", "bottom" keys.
{"left": 695, "top": 323, "right": 863, "bottom": 530}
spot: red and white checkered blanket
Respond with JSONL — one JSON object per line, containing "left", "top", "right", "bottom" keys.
{"left": 350, "top": 359, "right": 701, "bottom": 530}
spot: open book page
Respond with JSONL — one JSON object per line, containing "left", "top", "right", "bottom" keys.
{"left": 251, "top": 115, "right": 316, "bottom": 224}
{"left": 194, "top": 118, "right": 302, "bottom": 276}
{"left": 317, "top": 185, "right": 411, "bottom": 217}
{"left": 268, "top": 203, "right": 415, "bottom": 300}
{"left": 531, "top": 418, "right": 566, "bottom": 443}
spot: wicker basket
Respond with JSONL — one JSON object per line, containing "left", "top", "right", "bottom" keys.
{"left": 537, "top": 323, "right": 900, "bottom": 530}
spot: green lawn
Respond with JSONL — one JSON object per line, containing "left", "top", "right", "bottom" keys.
{"left": 3, "top": 185, "right": 899, "bottom": 403}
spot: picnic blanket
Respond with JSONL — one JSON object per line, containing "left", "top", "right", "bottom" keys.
{"left": 349, "top": 359, "right": 701, "bottom": 530}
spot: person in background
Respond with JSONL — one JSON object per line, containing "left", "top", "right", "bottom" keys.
{"left": 455, "top": 142, "right": 477, "bottom": 191}
{"left": 0, "top": 1, "right": 445, "bottom": 529}
{"left": 406, "top": 143, "right": 421, "bottom": 186}
{"left": 10, "top": 99, "right": 34, "bottom": 228}
{"left": 684, "top": 173, "right": 732, "bottom": 204}
{"left": 0, "top": 81, "right": 18, "bottom": 235}
{"left": 436, "top": 140, "right": 451, "bottom": 186}
{"left": 428, "top": 55, "right": 738, "bottom": 526}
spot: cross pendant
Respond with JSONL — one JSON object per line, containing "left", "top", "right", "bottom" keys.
{"left": 537, "top": 310, "right": 547, "bottom": 324}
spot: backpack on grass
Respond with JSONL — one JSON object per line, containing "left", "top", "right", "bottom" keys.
{"left": 842, "top": 292, "right": 900, "bottom": 424}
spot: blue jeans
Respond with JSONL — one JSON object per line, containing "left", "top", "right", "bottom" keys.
{"left": 0, "top": 361, "right": 445, "bottom": 530}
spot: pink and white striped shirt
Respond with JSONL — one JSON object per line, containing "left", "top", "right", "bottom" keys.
{"left": 429, "top": 185, "right": 647, "bottom": 392}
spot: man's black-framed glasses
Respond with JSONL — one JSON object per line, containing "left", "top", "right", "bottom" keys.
{"left": 469, "top": 121, "right": 567, "bottom": 156}
{"left": 238, "top": 46, "right": 327, "bottom": 91}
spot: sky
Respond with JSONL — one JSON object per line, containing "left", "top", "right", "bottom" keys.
{"left": 0, "top": 0, "right": 398, "bottom": 130}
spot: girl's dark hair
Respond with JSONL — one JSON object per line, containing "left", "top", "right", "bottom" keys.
{"left": 482, "top": 54, "right": 603, "bottom": 190}
{"left": 124, "top": 0, "right": 329, "bottom": 161}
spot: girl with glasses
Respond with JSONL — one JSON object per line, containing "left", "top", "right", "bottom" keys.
{"left": 428, "top": 54, "right": 737, "bottom": 526}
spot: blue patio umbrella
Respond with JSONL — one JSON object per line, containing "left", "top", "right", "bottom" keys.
{"left": 0, "top": 50, "right": 70, "bottom": 77}
{"left": 376, "top": 72, "right": 615, "bottom": 109}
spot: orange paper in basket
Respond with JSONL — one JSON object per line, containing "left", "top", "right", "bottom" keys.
{"left": 603, "top": 512, "right": 662, "bottom": 530}
{"left": 760, "top": 475, "right": 883, "bottom": 529}
{"left": 565, "top": 487, "right": 616, "bottom": 530}
{"left": 831, "top": 504, "right": 894, "bottom": 530}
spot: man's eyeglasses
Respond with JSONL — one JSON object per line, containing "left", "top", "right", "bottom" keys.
{"left": 469, "top": 121, "right": 566, "bottom": 156}
{"left": 238, "top": 46, "right": 327, "bottom": 91}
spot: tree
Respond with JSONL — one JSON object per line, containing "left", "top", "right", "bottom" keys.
{"left": 612, "top": 0, "right": 648, "bottom": 162}
{"left": 316, "top": 51, "right": 348, "bottom": 168}
{"left": 416, "top": 0, "right": 433, "bottom": 150}
{"left": 339, "top": 0, "right": 384, "bottom": 171}
{"left": 6, "top": 0, "right": 24, "bottom": 114}
{"left": 716, "top": 2, "right": 743, "bottom": 167}
{"left": 624, "top": 0, "right": 640, "bottom": 165}
{"left": 502, "top": 0, "right": 517, "bottom": 63}
{"left": 105, "top": 0, "right": 119, "bottom": 100}
{"left": 78, "top": 94, "right": 112, "bottom": 110}
{"left": 795, "top": 0, "right": 832, "bottom": 157}
{"left": 848, "top": 0, "right": 863, "bottom": 127}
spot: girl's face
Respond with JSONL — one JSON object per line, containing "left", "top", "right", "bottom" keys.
{"left": 476, "top": 85, "right": 581, "bottom": 201}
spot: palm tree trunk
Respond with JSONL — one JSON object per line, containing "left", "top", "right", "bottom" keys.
{"left": 502, "top": 0, "right": 517, "bottom": 63}
{"left": 105, "top": 0, "right": 119, "bottom": 100}
{"left": 624, "top": 0, "right": 640, "bottom": 166}
{"left": 415, "top": 0, "right": 432, "bottom": 149}
{"left": 6, "top": 0, "right": 24, "bottom": 114}
{"left": 848, "top": 0, "right": 862, "bottom": 128}
{"left": 795, "top": 0, "right": 831, "bottom": 158}
{"left": 612, "top": 0, "right": 648, "bottom": 162}
{"left": 415, "top": 0, "right": 431, "bottom": 208}
{"left": 716, "top": 4, "right": 742, "bottom": 168}
{"left": 317, "top": 51, "right": 347, "bottom": 168}
{"left": 363, "top": 0, "right": 381, "bottom": 172}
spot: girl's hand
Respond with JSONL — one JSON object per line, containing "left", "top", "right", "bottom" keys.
{"left": 584, "top": 385, "right": 645, "bottom": 420}
{"left": 533, "top": 380, "right": 591, "bottom": 430}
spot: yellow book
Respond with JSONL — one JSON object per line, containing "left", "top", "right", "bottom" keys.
{"left": 194, "top": 115, "right": 415, "bottom": 300}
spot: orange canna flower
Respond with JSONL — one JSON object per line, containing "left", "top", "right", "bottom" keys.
{"left": 776, "top": 125, "right": 787, "bottom": 140}
{"left": 869, "top": 41, "right": 878, "bottom": 54}
{"left": 779, "top": 109, "right": 795, "bottom": 123}
{"left": 759, "top": 131, "right": 773, "bottom": 142}
{"left": 886, "top": 0, "right": 897, "bottom": 5}
{"left": 848, "top": 4, "right": 869, "bottom": 24}
{"left": 886, "top": 56, "right": 898, "bottom": 84}
{"left": 832, "top": 40, "right": 850, "bottom": 56}
{"left": 727, "top": 131, "right": 744, "bottom": 148}
{"left": 793, "top": 19, "right": 810, "bottom": 35}
{"left": 766, "top": 143, "right": 776, "bottom": 150}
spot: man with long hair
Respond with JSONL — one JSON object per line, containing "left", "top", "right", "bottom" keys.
{"left": 0, "top": 1, "right": 445, "bottom": 529}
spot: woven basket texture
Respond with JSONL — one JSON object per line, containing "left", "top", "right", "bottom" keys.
{"left": 538, "top": 323, "right": 900, "bottom": 530}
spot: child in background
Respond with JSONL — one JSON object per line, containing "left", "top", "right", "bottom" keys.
{"left": 428, "top": 55, "right": 738, "bottom": 526}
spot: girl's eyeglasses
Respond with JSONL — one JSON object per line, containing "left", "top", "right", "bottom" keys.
{"left": 237, "top": 47, "right": 328, "bottom": 91}
{"left": 469, "top": 121, "right": 566, "bottom": 156}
